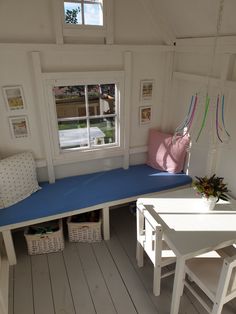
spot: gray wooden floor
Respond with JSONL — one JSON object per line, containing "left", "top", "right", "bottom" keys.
{"left": 9, "top": 205, "right": 236, "bottom": 314}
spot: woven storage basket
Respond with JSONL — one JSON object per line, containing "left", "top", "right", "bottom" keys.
{"left": 67, "top": 215, "right": 102, "bottom": 242}
{"left": 24, "top": 219, "right": 64, "bottom": 255}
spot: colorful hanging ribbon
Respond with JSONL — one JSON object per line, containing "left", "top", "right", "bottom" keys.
{"left": 174, "top": 93, "right": 230, "bottom": 143}
{"left": 174, "top": 95, "right": 194, "bottom": 135}
{"left": 174, "top": 94, "right": 198, "bottom": 137}
{"left": 185, "top": 94, "right": 198, "bottom": 133}
{"left": 196, "top": 95, "right": 210, "bottom": 142}
{"left": 216, "top": 95, "right": 223, "bottom": 143}
{"left": 221, "top": 94, "right": 231, "bottom": 138}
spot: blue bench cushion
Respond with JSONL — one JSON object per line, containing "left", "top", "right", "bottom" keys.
{"left": 0, "top": 164, "right": 192, "bottom": 228}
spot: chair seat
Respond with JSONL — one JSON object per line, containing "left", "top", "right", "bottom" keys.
{"left": 186, "top": 258, "right": 223, "bottom": 300}
{"left": 161, "top": 241, "right": 176, "bottom": 267}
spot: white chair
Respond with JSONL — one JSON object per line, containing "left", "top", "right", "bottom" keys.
{"left": 136, "top": 204, "right": 176, "bottom": 296}
{"left": 184, "top": 251, "right": 236, "bottom": 314}
{"left": 136, "top": 202, "right": 234, "bottom": 298}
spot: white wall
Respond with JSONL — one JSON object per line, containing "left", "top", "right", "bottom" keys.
{"left": 164, "top": 40, "right": 236, "bottom": 196}
{"left": 154, "top": 0, "right": 236, "bottom": 39}
{"left": 216, "top": 89, "right": 236, "bottom": 198}
{"left": 0, "top": 0, "right": 172, "bottom": 181}
{"left": 0, "top": 0, "right": 166, "bottom": 45}
{"left": 0, "top": 47, "right": 45, "bottom": 159}
{"left": 0, "top": 0, "right": 54, "bottom": 43}
{"left": 5, "top": 0, "right": 236, "bottom": 192}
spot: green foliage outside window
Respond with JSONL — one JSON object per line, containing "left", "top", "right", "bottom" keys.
{"left": 65, "top": 8, "right": 80, "bottom": 24}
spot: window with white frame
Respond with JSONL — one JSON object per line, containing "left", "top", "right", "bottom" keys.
{"left": 63, "top": 0, "right": 103, "bottom": 27}
{"left": 58, "top": 0, "right": 113, "bottom": 44}
{"left": 46, "top": 73, "right": 124, "bottom": 157}
{"left": 53, "top": 83, "right": 117, "bottom": 150}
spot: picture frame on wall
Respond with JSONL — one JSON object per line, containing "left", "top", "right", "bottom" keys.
{"left": 9, "top": 116, "right": 30, "bottom": 138}
{"left": 139, "top": 106, "right": 152, "bottom": 125}
{"left": 140, "top": 80, "right": 154, "bottom": 101}
{"left": 3, "top": 86, "right": 26, "bottom": 111}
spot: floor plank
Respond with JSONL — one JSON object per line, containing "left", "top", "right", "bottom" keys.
{"left": 13, "top": 233, "right": 34, "bottom": 314}
{"left": 77, "top": 242, "right": 117, "bottom": 314}
{"left": 8, "top": 266, "right": 13, "bottom": 314}
{"left": 63, "top": 242, "right": 96, "bottom": 314}
{"left": 92, "top": 241, "right": 137, "bottom": 314}
{"left": 31, "top": 254, "right": 54, "bottom": 314}
{"left": 106, "top": 235, "right": 157, "bottom": 314}
{"left": 47, "top": 252, "right": 75, "bottom": 314}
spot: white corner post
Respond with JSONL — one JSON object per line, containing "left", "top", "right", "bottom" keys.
{"left": 123, "top": 51, "right": 132, "bottom": 169}
{"left": 31, "top": 52, "right": 55, "bottom": 183}
{"left": 0, "top": 291, "right": 7, "bottom": 314}
{"left": 105, "top": 0, "right": 114, "bottom": 44}
{"left": 52, "top": 0, "right": 64, "bottom": 44}
{"left": 160, "top": 50, "right": 175, "bottom": 132}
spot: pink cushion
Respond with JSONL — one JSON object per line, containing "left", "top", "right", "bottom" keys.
{"left": 147, "top": 129, "right": 190, "bottom": 173}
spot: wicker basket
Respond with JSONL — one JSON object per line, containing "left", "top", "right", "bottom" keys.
{"left": 67, "top": 214, "right": 102, "bottom": 243}
{"left": 24, "top": 219, "right": 64, "bottom": 255}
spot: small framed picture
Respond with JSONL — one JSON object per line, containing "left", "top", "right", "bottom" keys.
{"left": 140, "top": 80, "right": 154, "bottom": 101}
{"left": 9, "top": 116, "right": 30, "bottom": 138}
{"left": 2, "top": 86, "right": 26, "bottom": 111}
{"left": 139, "top": 106, "right": 152, "bottom": 125}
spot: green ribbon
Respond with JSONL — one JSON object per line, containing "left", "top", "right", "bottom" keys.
{"left": 196, "top": 95, "right": 210, "bottom": 142}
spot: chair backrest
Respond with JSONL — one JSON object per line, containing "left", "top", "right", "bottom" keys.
{"left": 142, "top": 208, "right": 163, "bottom": 265}
{"left": 185, "top": 251, "right": 236, "bottom": 313}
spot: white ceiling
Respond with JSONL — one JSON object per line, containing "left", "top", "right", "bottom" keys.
{"left": 153, "top": 0, "right": 236, "bottom": 40}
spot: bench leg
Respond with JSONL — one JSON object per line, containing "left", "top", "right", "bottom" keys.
{"left": 0, "top": 290, "right": 7, "bottom": 314}
{"left": 2, "top": 231, "right": 17, "bottom": 265}
{"left": 102, "top": 206, "right": 110, "bottom": 240}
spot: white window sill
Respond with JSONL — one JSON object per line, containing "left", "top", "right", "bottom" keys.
{"left": 63, "top": 27, "right": 106, "bottom": 38}
{"left": 53, "top": 145, "right": 125, "bottom": 165}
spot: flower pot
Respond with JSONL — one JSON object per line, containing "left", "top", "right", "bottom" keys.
{"left": 202, "top": 196, "right": 218, "bottom": 210}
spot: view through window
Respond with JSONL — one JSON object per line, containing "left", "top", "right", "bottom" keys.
{"left": 53, "top": 84, "right": 117, "bottom": 150}
{"left": 64, "top": 0, "right": 103, "bottom": 26}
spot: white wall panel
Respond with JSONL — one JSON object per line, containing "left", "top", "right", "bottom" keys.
{"left": 169, "top": 50, "right": 236, "bottom": 195}
{"left": 0, "top": 49, "right": 44, "bottom": 158}
{"left": 114, "top": 0, "right": 165, "bottom": 44}
{"left": 0, "top": 44, "right": 167, "bottom": 179}
{"left": 0, "top": 0, "right": 54, "bottom": 43}
{"left": 216, "top": 89, "right": 236, "bottom": 198}
{"left": 0, "top": 0, "right": 165, "bottom": 45}
{"left": 130, "top": 51, "right": 166, "bottom": 147}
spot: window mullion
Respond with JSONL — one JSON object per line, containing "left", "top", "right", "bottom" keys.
{"left": 115, "top": 84, "right": 118, "bottom": 144}
{"left": 81, "top": 0, "right": 85, "bottom": 25}
{"left": 85, "top": 85, "right": 91, "bottom": 148}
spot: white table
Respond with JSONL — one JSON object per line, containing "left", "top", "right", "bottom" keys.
{"left": 137, "top": 187, "right": 236, "bottom": 314}
{"left": 59, "top": 127, "right": 105, "bottom": 148}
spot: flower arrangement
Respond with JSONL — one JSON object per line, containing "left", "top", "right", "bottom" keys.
{"left": 193, "top": 174, "right": 230, "bottom": 202}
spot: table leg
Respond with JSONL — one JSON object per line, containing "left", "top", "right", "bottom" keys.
{"left": 2, "top": 230, "right": 17, "bottom": 265}
{"left": 136, "top": 207, "right": 144, "bottom": 267}
{"left": 170, "top": 256, "right": 185, "bottom": 314}
{"left": 102, "top": 206, "right": 110, "bottom": 240}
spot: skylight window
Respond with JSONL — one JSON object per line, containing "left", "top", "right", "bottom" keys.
{"left": 64, "top": 0, "right": 103, "bottom": 26}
